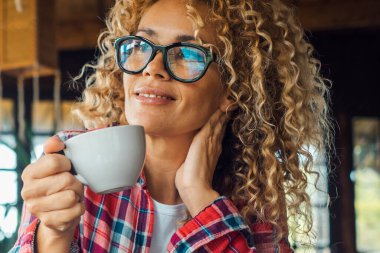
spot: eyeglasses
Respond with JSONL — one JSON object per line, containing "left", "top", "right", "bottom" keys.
{"left": 114, "top": 35, "right": 216, "bottom": 83}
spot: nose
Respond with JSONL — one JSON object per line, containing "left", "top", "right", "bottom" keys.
{"left": 142, "top": 51, "right": 171, "bottom": 81}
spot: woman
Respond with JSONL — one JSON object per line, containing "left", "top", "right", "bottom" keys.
{"left": 10, "top": 0, "right": 333, "bottom": 252}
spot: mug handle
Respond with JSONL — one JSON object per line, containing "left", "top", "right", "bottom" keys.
{"left": 56, "top": 150, "right": 89, "bottom": 186}
{"left": 74, "top": 174, "right": 89, "bottom": 186}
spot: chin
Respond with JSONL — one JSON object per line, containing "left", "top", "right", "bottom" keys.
{"left": 126, "top": 117, "right": 162, "bottom": 133}
{"left": 132, "top": 121, "right": 180, "bottom": 137}
{"left": 140, "top": 126, "right": 175, "bottom": 137}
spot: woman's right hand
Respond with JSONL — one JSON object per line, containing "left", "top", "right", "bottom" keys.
{"left": 21, "top": 135, "right": 84, "bottom": 250}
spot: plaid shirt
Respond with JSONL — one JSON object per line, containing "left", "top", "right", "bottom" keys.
{"left": 10, "top": 131, "right": 293, "bottom": 253}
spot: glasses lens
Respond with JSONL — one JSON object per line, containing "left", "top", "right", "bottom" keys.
{"left": 167, "top": 46, "right": 207, "bottom": 81}
{"left": 118, "top": 38, "right": 152, "bottom": 72}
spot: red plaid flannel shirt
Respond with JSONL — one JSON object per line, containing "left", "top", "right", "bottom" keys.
{"left": 10, "top": 130, "right": 293, "bottom": 253}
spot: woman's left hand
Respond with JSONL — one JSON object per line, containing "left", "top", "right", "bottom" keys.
{"left": 175, "top": 109, "right": 228, "bottom": 216}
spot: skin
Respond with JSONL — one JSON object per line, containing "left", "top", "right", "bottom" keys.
{"left": 21, "top": 137, "right": 84, "bottom": 252}
{"left": 123, "top": 0, "right": 230, "bottom": 209}
{"left": 20, "top": 0, "right": 231, "bottom": 252}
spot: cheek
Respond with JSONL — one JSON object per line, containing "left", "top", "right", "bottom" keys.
{"left": 194, "top": 78, "right": 224, "bottom": 109}
{"left": 123, "top": 74, "right": 141, "bottom": 109}
{"left": 122, "top": 74, "right": 134, "bottom": 95}
{"left": 122, "top": 75, "right": 136, "bottom": 121}
{"left": 181, "top": 90, "right": 221, "bottom": 125}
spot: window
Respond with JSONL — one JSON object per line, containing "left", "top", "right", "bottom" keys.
{"left": 289, "top": 147, "right": 331, "bottom": 253}
{"left": 0, "top": 99, "right": 83, "bottom": 250}
{"left": 0, "top": 99, "right": 19, "bottom": 250}
{"left": 352, "top": 118, "right": 380, "bottom": 253}
{"left": 30, "top": 100, "right": 84, "bottom": 163}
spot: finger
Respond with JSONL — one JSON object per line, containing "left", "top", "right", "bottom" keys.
{"left": 213, "top": 115, "right": 227, "bottom": 138}
{"left": 43, "top": 135, "right": 65, "bottom": 154}
{"left": 208, "top": 109, "right": 224, "bottom": 127}
{"left": 22, "top": 154, "right": 72, "bottom": 180}
{"left": 197, "top": 110, "right": 224, "bottom": 138}
{"left": 220, "top": 117, "right": 229, "bottom": 140}
{"left": 205, "top": 123, "right": 227, "bottom": 158}
{"left": 27, "top": 190, "right": 81, "bottom": 214}
{"left": 39, "top": 202, "right": 85, "bottom": 231}
{"left": 22, "top": 172, "right": 83, "bottom": 200}
{"left": 211, "top": 110, "right": 229, "bottom": 136}
{"left": 208, "top": 112, "right": 228, "bottom": 139}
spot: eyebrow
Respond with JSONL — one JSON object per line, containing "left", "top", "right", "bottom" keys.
{"left": 136, "top": 28, "right": 197, "bottom": 42}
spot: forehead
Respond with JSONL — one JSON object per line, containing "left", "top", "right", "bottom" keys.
{"left": 137, "top": 0, "right": 217, "bottom": 45}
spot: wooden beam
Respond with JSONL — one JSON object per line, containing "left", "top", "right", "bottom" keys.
{"left": 296, "top": 0, "right": 380, "bottom": 31}
{"left": 54, "top": 0, "right": 380, "bottom": 50}
{"left": 332, "top": 112, "right": 357, "bottom": 253}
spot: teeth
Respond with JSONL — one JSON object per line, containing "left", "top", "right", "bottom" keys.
{"left": 139, "top": 93, "right": 172, "bottom": 100}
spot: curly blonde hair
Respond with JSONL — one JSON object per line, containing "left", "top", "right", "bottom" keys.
{"left": 73, "top": 0, "right": 334, "bottom": 243}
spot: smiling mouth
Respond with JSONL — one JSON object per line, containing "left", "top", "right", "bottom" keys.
{"left": 136, "top": 93, "right": 175, "bottom": 100}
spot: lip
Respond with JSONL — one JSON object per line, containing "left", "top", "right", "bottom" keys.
{"left": 134, "top": 87, "right": 176, "bottom": 100}
{"left": 133, "top": 86, "right": 177, "bottom": 105}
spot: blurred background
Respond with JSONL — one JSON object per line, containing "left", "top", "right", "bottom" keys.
{"left": 0, "top": 0, "right": 379, "bottom": 252}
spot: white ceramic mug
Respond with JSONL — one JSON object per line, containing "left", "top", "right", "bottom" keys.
{"left": 63, "top": 125, "right": 146, "bottom": 194}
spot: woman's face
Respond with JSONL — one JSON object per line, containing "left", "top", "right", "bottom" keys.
{"left": 123, "top": 0, "right": 226, "bottom": 137}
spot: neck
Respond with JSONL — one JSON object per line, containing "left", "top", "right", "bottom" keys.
{"left": 143, "top": 133, "right": 194, "bottom": 205}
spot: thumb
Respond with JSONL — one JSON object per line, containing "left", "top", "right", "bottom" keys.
{"left": 43, "top": 135, "right": 65, "bottom": 154}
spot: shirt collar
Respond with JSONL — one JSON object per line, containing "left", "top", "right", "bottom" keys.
{"left": 137, "top": 170, "right": 147, "bottom": 189}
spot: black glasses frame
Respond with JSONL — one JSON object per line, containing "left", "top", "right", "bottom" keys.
{"left": 114, "top": 35, "right": 216, "bottom": 83}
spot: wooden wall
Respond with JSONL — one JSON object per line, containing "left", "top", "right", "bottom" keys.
{"left": 54, "top": 0, "right": 380, "bottom": 50}
{"left": 55, "top": 0, "right": 114, "bottom": 50}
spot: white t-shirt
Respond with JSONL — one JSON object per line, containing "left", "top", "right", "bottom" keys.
{"left": 150, "top": 199, "right": 187, "bottom": 253}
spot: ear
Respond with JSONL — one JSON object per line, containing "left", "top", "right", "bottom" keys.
{"left": 219, "top": 92, "right": 237, "bottom": 113}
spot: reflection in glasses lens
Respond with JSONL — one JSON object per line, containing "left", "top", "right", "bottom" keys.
{"left": 167, "top": 47, "right": 206, "bottom": 80}
{"left": 120, "top": 39, "right": 153, "bottom": 72}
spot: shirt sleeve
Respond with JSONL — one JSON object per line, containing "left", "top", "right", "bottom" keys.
{"left": 8, "top": 197, "right": 81, "bottom": 253}
{"left": 7, "top": 203, "right": 38, "bottom": 253}
{"left": 168, "top": 196, "right": 293, "bottom": 253}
